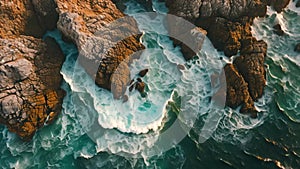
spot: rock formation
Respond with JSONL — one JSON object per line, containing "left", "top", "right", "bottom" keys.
{"left": 55, "top": 0, "right": 145, "bottom": 99}
{"left": 0, "top": 36, "right": 65, "bottom": 140}
{"left": 262, "top": 0, "right": 291, "bottom": 12}
{"left": 165, "top": 0, "right": 288, "bottom": 116}
{"left": 273, "top": 24, "right": 285, "bottom": 36}
{"left": 0, "top": 0, "right": 65, "bottom": 140}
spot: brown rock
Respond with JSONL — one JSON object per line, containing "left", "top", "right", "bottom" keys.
{"left": 273, "top": 24, "right": 285, "bottom": 36}
{"left": 138, "top": 69, "right": 149, "bottom": 77}
{"left": 110, "top": 62, "right": 131, "bottom": 99}
{"left": 166, "top": 0, "right": 269, "bottom": 117}
{"left": 32, "top": 0, "right": 59, "bottom": 30}
{"left": 197, "top": 17, "right": 253, "bottom": 57}
{"left": 135, "top": 82, "right": 146, "bottom": 93}
{"left": 56, "top": 0, "right": 144, "bottom": 99}
{"left": 262, "top": 0, "right": 291, "bottom": 12}
{"left": 0, "top": 36, "right": 65, "bottom": 141}
{"left": 235, "top": 39, "right": 267, "bottom": 100}
{"left": 0, "top": 0, "right": 49, "bottom": 38}
{"left": 0, "top": 0, "right": 67, "bottom": 140}
{"left": 240, "top": 37, "right": 268, "bottom": 55}
{"left": 122, "top": 95, "right": 129, "bottom": 103}
{"left": 224, "top": 64, "right": 258, "bottom": 117}
{"left": 168, "top": 26, "right": 207, "bottom": 60}
{"left": 177, "top": 64, "right": 185, "bottom": 70}
{"left": 166, "top": 0, "right": 266, "bottom": 21}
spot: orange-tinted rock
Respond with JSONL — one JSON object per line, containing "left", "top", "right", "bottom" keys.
{"left": 56, "top": 0, "right": 144, "bottom": 99}
{"left": 224, "top": 64, "right": 258, "bottom": 117}
{"left": 235, "top": 38, "right": 267, "bottom": 101}
{"left": 135, "top": 81, "right": 146, "bottom": 93}
{"left": 166, "top": 0, "right": 270, "bottom": 117}
{"left": 0, "top": 0, "right": 50, "bottom": 38}
{"left": 0, "top": 35, "right": 65, "bottom": 141}
{"left": 196, "top": 17, "right": 253, "bottom": 57}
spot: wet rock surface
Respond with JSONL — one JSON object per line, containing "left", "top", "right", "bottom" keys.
{"left": 127, "top": 71, "right": 148, "bottom": 99}
{"left": 56, "top": 0, "right": 145, "bottom": 99}
{"left": 273, "top": 24, "right": 285, "bottom": 36}
{"left": 165, "top": 0, "right": 279, "bottom": 116}
{"left": 0, "top": 0, "right": 65, "bottom": 140}
{"left": 262, "top": 0, "right": 291, "bottom": 12}
{"left": 0, "top": 36, "right": 65, "bottom": 140}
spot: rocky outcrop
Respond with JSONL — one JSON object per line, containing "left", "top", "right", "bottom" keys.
{"left": 0, "top": 0, "right": 65, "bottom": 140}
{"left": 168, "top": 25, "right": 207, "bottom": 60}
{"left": 273, "top": 24, "right": 285, "bottom": 36}
{"left": 165, "top": 0, "right": 274, "bottom": 116}
{"left": 224, "top": 64, "right": 258, "bottom": 118}
{"left": 55, "top": 0, "right": 144, "bottom": 99}
{"left": 0, "top": 36, "right": 65, "bottom": 140}
{"left": 128, "top": 76, "right": 147, "bottom": 98}
{"left": 32, "top": 0, "right": 59, "bottom": 31}
{"left": 234, "top": 38, "right": 267, "bottom": 101}
{"left": 224, "top": 37, "right": 267, "bottom": 117}
{"left": 138, "top": 69, "right": 149, "bottom": 77}
{"left": 166, "top": 1, "right": 266, "bottom": 58}
{"left": 262, "top": 0, "right": 291, "bottom": 12}
{"left": 0, "top": 0, "right": 58, "bottom": 38}
{"left": 196, "top": 17, "right": 253, "bottom": 57}
{"left": 166, "top": 0, "right": 266, "bottom": 23}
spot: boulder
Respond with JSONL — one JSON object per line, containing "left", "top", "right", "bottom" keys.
{"left": 135, "top": 81, "right": 146, "bottom": 93}
{"left": 273, "top": 24, "right": 285, "bottom": 36}
{"left": 138, "top": 69, "right": 149, "bottom": 77}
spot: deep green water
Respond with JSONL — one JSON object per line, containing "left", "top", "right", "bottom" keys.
{"left": 0, "top": 1, "right": 299, "bottom": 169}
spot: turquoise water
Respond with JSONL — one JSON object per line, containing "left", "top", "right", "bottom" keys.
{"left": 0, "top": 0, "right": 299, "bottom": 168}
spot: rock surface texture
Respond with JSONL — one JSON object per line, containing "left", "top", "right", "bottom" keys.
{"left": 55, "top": 0, "right": 145, "bottom": 99}
{"left": 0, "top": 0, "right": 65, "bottom": 140}
{"left": 0, "top": 0, "right": 144, "bottom": 140}
{"left": 166, "top": 0, "right": 290, "bottom": 116}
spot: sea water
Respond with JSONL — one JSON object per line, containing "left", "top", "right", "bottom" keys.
{"left": 0, "top": 0, "right": 299, "bottom": 168}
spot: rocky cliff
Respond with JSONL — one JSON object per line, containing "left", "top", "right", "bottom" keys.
{"left": 166, "top": 0, "right": 290, "bottom": 117}
{"left": 0, "top": 0, "right": 146, "bottom": 139}
{"left": 0, "top": 0, "right": 65, "bottom": 140}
